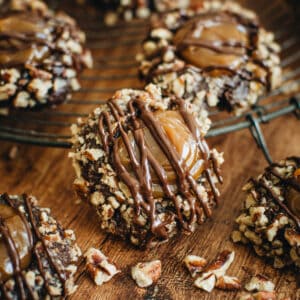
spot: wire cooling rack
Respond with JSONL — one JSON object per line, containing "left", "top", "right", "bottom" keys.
{"left": 0, "top": 0, "right": 299, "bottom": 165}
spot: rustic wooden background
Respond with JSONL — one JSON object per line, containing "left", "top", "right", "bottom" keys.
{"left": 0, "top": 0, "right": 300, "bottom": 299}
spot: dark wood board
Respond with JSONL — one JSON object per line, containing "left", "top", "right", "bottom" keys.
{"left": 0, "top": 0, "right": 300, "bottom": 299}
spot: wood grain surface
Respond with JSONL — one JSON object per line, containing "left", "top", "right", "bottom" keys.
{"left": 0, "top": 0, "right": 300, "bottom": 299}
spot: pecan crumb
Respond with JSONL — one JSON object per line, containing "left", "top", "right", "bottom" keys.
{"left": 85, "top": 247, "right": 120, "bottom": 286}
{"left": 131, "top": 260, "right": 161, "bottom": 288}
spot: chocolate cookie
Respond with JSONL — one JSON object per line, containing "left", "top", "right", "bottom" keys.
{"left": 0, "top": 193, "right": 81, "bottom": 299}
{"left": 0, "top": 1, "right": 92, "bottom": 112}
{"left": 232, "top": 157, "right": 300, "bottom": 270}
{"left": 139, "top": 1, "right": 282, "bottom": 114}
{"left": 70, "top": 84, "right": 223, "bottom": 248}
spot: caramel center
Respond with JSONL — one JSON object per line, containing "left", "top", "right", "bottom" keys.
{"left": 173, "top": 13, "right": 249, "bottom": 70}
{"left": 0, "top": 204, "right": 33, "bottom": 282}
{"left": 0, "top": 14, "right": 50, "bottom": 67}
{"left": 117, "top": 110, "right": 205, "bottom": 196}
{"left": 0, "top": 15, "right": 43, "bottom": 35}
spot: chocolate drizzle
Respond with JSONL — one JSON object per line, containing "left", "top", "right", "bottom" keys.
{"left": 0, "top": 194, "right": 67, "bottom": 299}
{"left": 250, "top": 159, "right": 300, "bottom": 230}
{"left": 98, "top": 97, "right": 222, "bottom": 241}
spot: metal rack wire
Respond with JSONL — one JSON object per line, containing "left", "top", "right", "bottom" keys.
{"left": 0, "top": 0, "right": 299, "bottom": 164}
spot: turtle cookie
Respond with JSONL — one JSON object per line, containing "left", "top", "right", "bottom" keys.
{"left": 232, "top": 157, "right": 300, "bottom": 271}
{"left": 0, "top": 193, "right": 82, "bottom": 299}
{"left": 139, "top": 1, "right": 281, "bottom": 114}
{"left": 70, "top": 84, "right": 223, "bottom": 248}
{"left": 0, "top": 0, "right": 92, "bottom": 112}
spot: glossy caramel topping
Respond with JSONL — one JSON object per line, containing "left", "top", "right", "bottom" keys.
{"left": 0, "top": 15, "right": 43, "bottom": 35}
{"left": 0, "top": 13, "right": 50, "bottom": 67}
{"left": 171, "top": 10, "right": 269, "bottom": 84}
{"left": 173, "top": 12, "right": 250, "bottom": 70}
{"left": 0, "top": 204, "right": 33, "bottom": 282}
{"left": 117, "top": 111, "right": 205, "bottom": 196}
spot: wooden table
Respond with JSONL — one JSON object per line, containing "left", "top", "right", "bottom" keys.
{"left": 0, "top": 0, "right": 300, "bottom": 299}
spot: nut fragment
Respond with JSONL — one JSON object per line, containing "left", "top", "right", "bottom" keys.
{"left": 239, "top": 292, "right": 255, "bottom": 300}
{"left": 253, "top": 291, "right": 276, "bottom": 300}
{"left": 194, "top": 273, "right": 216, "bottom": 293}
{"left": 131, "top": 260, "right": 161, "bottom": 288}
{"left": 216, "top": 275, "right": 242, "bottom": 290}
{"left": 193, "top": 250, "right": 239, "bottom": 293}
{"left": 245, "top": 275, "right": 275, "bottom": 292}
{"left": 202, "top": 250, "right": 235, "bottom": 278}
{"left": 239, "top": 291, "right": 277, "bottom": 300}
{"left": 85, "top": 248, "right": 119, "bottom": 286}
{"left": 183, "top": 255, "right": 207, "bottom": 277}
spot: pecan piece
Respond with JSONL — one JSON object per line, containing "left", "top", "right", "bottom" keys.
{"left": 202, "top": 250, "right": 235, "bottom": 278}
{"left": 183, "top": 255, "right": 208, "bottom": 277}
{"left": 216, "top": 275, "right": 242, "bottom": 290}
{"left": 85, "top": 248, "right": 119, "bottom": 286}
{"left": 194, "top": 273, "right": 216, "bottom": 293}
{"left": 245, "top": 274, "right": 275, "bottom": 292}
{"left": 131, "top": 260, "right": 161, "bottom": 288}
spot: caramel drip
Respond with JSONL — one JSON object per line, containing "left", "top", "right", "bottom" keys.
{"left": 98, "top": 98, "right": 222, "bottom": 241}
{"left": 250, "top": 160, "right": 300, "bottom": 230}
{"left": 0, "top": 194, "right": 67, "bottom": 299}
